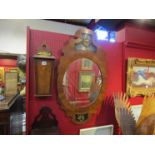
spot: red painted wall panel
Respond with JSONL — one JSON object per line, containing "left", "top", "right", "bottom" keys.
{"left": 103, "top": 43, "right": 123, "bottom": 95}
{"left": 0, "top": 59, "right": 16, "bottom": 67}
{"left": 124, "top": 46, "right": 155, "bottom": 105}
{"left": 120, "top": 23, "right": 155, "bottom": 106}
{"left": 125, "top": 23, "right": 155, "bottom": 46}
{"left": 116, "top": 28, "right": 126, "bottom": 43}
{"left": 117, "top": 22, "right": 155, "bottom": 46}
{"left": 26, "top": 28, "right": 123, "bottom": 134}
{"left": 27, "top": 25, "right": 155, "bottom": 134}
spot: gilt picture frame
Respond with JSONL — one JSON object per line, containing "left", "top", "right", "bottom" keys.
{"left": 81, "top": 58, "right": 93, "bottom": 70}
{"left": 79, "top": 71, "right": 94, "bottom": 92}
{"left": 0, "top": 67, "right": 4, "bottom": 83}
{"left": 9, "top": 67, "right": 18, "bottom": 73}
{"left": 126, "top": 58, "right": 155, "bottom": 97}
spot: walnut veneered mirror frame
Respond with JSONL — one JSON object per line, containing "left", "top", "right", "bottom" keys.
{"left": 57, "top": 28, "right": 106, "bottom": 124}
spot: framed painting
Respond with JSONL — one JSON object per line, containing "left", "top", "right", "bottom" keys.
{"left": 81, "top": 58, "right": 93, "bottom": 70}
{"left": 80, "top": 125, "right": 114, "bottom": 135}
{"left": 5, "top": 72, "right": 18, "bottom": 95}
{"left": 79, "top": 71, "right": 94, "bottom": 92}
{"left": 0, "top": 67, "right": 4, "bottom": 83}
{"left": 9, "top": 67, "right": 18, "bottom": 73}
{"left": 126, "top": 58, "right": 155, "bottom": 97}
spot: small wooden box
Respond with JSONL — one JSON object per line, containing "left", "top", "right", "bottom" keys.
{"left": 34, "top": 55, "right": 55, "bottom": 97}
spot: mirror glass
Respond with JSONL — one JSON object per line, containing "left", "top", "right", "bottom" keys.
{"left": 63, "top": 58, "right": 102, "bottom": 108}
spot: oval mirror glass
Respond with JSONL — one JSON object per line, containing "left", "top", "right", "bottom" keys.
{"left": 63, "top": 58, "right": 102, "bottom": 108}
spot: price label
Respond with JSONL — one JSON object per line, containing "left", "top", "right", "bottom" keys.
{"left": 41, "top": 61, "right": 47, "bottom": 66}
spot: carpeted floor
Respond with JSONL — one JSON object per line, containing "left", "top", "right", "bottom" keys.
{"left": 10, "top": 112, "right": 26, "bottom": 135}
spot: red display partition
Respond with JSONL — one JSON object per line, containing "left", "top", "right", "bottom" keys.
{"left": 26, "top": 28, "right": 123, "bottom": 134}
{"left": 0, "top": 59, "right": 17, "bottom": 67}
{"left": 26, "top": 28, "right": 72, "bottom": 134}
{"left": 119, "top": 23, "right": 155, "bottom": 105}
{"left": 94, "top": 43, "right": 123, "bottom": 135}
{"left": 124, "top": 46, "right": 155, "bottom": 105}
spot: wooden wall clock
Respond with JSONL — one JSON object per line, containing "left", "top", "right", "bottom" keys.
{"left": 34, "top": 43, "right": 55, "bottom": 97}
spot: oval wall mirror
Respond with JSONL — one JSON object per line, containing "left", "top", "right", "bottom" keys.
{"left": 57, "top": 28, "right": 106, "bottom": 124}
{"left": 63, "top": 58, "right": 102, "bottom": 108}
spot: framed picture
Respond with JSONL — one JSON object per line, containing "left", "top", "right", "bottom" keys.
{"left": 81, "top": 58, "right": 93, "bottom": 70}
{"left": 126, "top": 58, "right": 155, "bottom": 97}
{"left": 9, "top": 67, "right": 18, "bottom": 73}
{"left": 5, "top": 72, "right": 18, "bottom": 95}
{"left": 79, "top": 71, "right": 94, "bottom": 92}
{"left": 0, "top": 67, "right": 4, "bottom": 83}
{"left": 80, "top": 125, "right": 114, "bottom": 135}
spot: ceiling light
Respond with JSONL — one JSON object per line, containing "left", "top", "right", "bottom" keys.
{"left": 95, "top": 29, "right": 108, "bottom": 40}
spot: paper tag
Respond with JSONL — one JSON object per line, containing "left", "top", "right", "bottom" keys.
{"left": 41, "top": 61, "right": 47, "bottom": 65}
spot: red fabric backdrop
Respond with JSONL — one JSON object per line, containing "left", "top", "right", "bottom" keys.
{"left": 26, "top": 24, "right": 155, "bottom": 135}
{"left": 119, "top": 23, "right": 155, "bottom": 105}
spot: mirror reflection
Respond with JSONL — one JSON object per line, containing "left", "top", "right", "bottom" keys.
{"left": 63, "top": 58, "right": 102, "bottom": 108}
